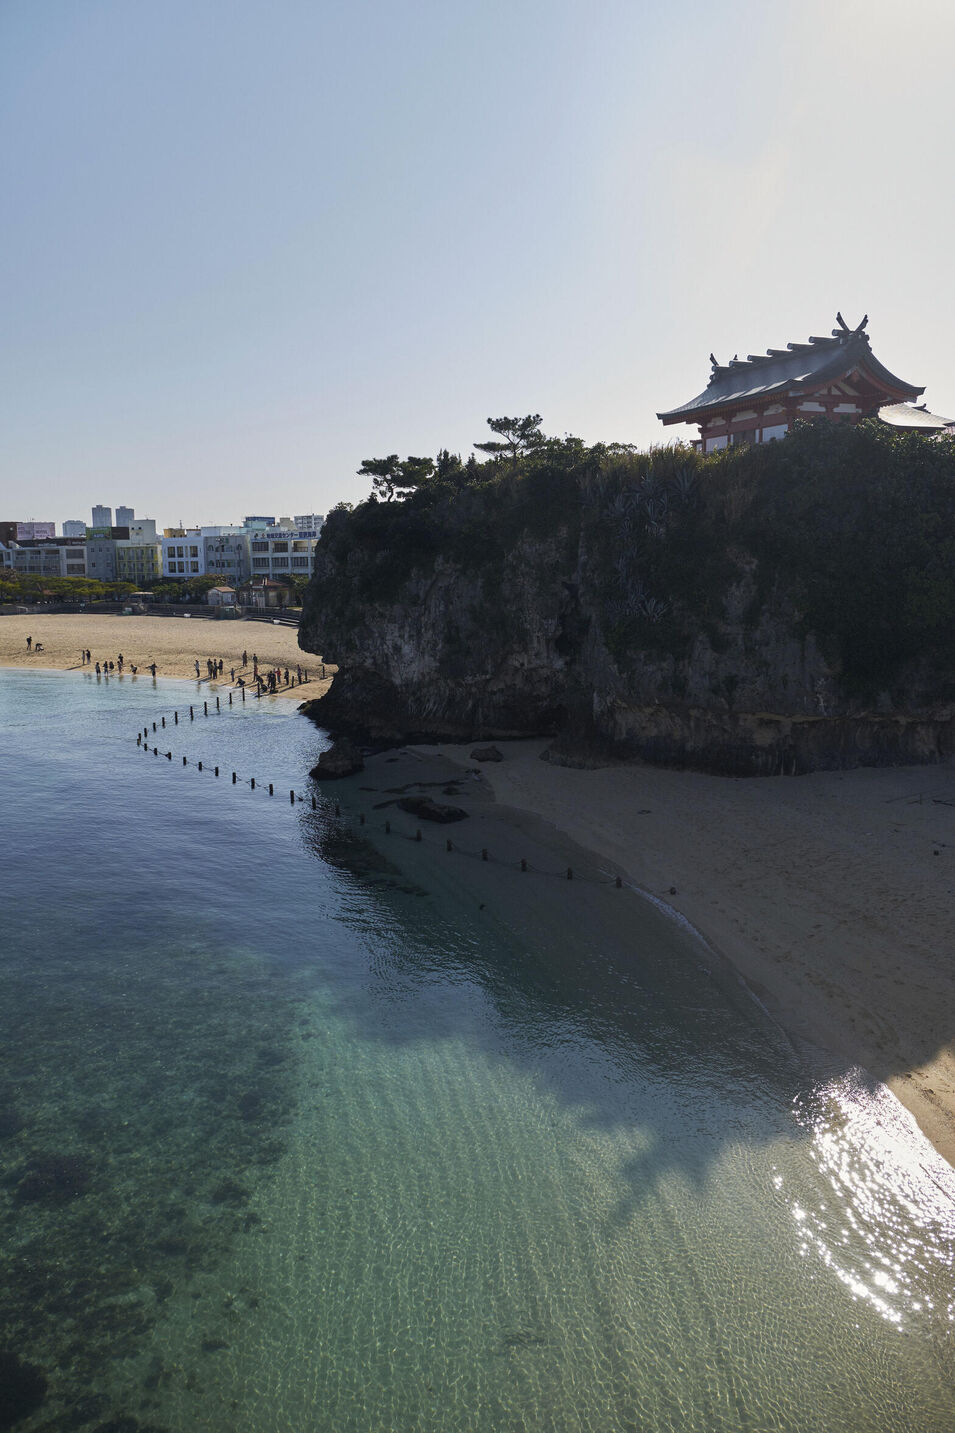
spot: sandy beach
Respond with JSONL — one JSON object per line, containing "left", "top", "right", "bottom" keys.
{"left": 0, "top": 612, "right": 334, "bottom": 700}
{"left": 418, "top": 739, "right": 955, "bottom": 1167}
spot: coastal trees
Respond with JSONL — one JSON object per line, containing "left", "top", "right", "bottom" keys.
{"left": 474, "top": 414, "right": 546, "bottom": 463}
{"left": 358, "top": 454, "right": 435, "bottom": 500}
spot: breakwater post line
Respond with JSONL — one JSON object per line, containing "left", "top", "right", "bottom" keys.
{"left": 128, "top": 714, "right": 629, "bottom": 887}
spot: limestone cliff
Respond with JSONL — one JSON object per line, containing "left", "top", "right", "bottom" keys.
{"left": 299, "top": 423, "right": 955, "bottom": 775}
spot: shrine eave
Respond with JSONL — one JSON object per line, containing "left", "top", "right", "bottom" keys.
{"left": 657, "top": 320, "right": 923, "bottom": 426}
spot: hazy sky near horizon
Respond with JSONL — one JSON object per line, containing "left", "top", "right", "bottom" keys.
{"left": 2, "top": 0, "right": 954, "bottom": 526}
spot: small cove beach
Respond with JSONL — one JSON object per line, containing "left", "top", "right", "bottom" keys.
{"left": 416, "top": 739, "right": 955, "bottom": 1170}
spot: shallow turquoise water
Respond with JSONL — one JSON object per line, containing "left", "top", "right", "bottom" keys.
{"left": 1, "top": 667, "right": 954, "bottom": 1431}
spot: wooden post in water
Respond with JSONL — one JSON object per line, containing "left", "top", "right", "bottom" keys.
{"left": 190, "top": 706, "right": 194, "bottom": 720}
{"left": 268, "top": 783, "right": 273, "bottom": 796}
{"left": 183, "top": 757, "right": 187, "bottom": 766}
{"left": 216, "top": 696, "right": 220, "bottom": 711}
{"left": 289, "top": 789, "right": 295, "bottom": 804}
{"left": 198, "top": 761, "right": 202, "bottom": 771}
{"left": 204, "top": 701, "right": 208, "bottom": 716}
{"left": 232, "top": 772, "right": 237, "bottom": 783}
{"left": 214, "top": 766, "right": 219, "bottom": 777}
{"left": 174, "top": 711, "right": 178, "bottom": 724}
{"left": 521, "top": 859, "right": 527, "bottom": 872}
{"left": 251, "top": 777, "right": 255, "bottom": 789}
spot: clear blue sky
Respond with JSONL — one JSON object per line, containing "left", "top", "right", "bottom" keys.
{"left": 2, "top": 0, "right": 953, "bottom": 526}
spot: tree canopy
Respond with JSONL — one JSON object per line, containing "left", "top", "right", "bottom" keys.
{"left": 474, "top": 414, "right": 546, "bottom": 462}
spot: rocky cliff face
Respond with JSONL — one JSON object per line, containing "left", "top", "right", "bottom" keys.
{"left": 299, "top": 428, "right": 955, "bottom": 775}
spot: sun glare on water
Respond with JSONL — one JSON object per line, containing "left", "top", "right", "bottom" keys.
{"left": 778, "top": 1073, "right": 955, "bottom": 1329}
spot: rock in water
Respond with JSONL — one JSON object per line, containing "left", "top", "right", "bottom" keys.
{"left": 470, "top": 745, "right": 503, "bottom": 762}
{"left": 309, "top": 739, "right": 364, "bottom": 780}
{"left": 396, "top": 796, "right": 468, "bottom": 823}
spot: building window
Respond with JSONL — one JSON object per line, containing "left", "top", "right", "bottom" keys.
{"left": 252, "top": 557, "right": 269, "bottom": 570}
{"left": 190, "top": 562, "right": 199, "bottom": 572}
{"left": 251, "top": 541, "right": 269, "bottom": 552}
{"left": 189, "top": 546, "right": 199, "bottom": 558}
{"left": 271, "top": 541, "right": 288, "bottom": 553}
{"left": 291, "top": 556, "right": 309, "bottom": 568}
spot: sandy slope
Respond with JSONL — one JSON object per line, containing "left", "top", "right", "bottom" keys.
{"left": 0, "top": 612, "right": 334, "bottom": 699}
{"left": 426, "top": 739, "right": 955, "bottom": 1167}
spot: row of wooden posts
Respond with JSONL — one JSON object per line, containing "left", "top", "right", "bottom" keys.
{"left": 132, "top": 700, "right": 625, "bottom": 887}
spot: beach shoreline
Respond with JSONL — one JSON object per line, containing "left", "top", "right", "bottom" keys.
{"left": 0, "top": 612, "right": 334, "bottom": 701}
{"left": 412, "top": 739, "right": 955, "bottom": 1169}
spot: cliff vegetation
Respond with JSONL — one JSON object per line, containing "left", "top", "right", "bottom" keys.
{"left": 300, "top": 419, "right": 955, "bottom": 774}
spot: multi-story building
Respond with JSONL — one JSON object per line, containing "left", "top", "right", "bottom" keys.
{"left": 115, "top": 541, "right": 161, "bottom": 584}
{"left": 202, "top": 528, "right": 250, "bottom": 583}
{"left": 2, "top": 539, "right": 87, "bottom": 578}
{"left": 0, "top": 521, "right": 57, "bottom": 543}
{"left": 115, "top": 505, "right": 135, "bottom": 527}
{"left": 161, "top": 530, "right": 205, "bottom": 577}
{"left": 85, "top": 539, "right": 118, "bottom": 581}
{"left": 293, "top": 513, "right": 325, "bottom": 537}
{"left": 161, "top": 527, "right": 251, "bottom": 581}
{"left": 246, "top": 524, "right": 318, "bottom": 581}
{"left": 62, "top": 520, "right": 86, "bottom": 538}
{"left": 91, "top": 505, "right": 112, "bottom": 528}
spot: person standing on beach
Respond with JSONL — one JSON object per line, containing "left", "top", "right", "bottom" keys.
{"left": 95, "top": 662, "right": 101, "bottom": 674}
{"left": 86, "top": 649, "right": 91, "bottom": 665}
{"left": 242, "top": 649, "right": 248, "bottom": 667}
{"left": 26, "top": 636, "right": 32, "bottom": 650}
{"left": 195, "top": 660, "right": 200, "bottom": 678}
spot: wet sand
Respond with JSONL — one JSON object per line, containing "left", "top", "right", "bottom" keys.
{"left": 413, "top": 740, "right": 955, "bottom": 1168}
{"left": 0, "top": 612, "right": 334, "bottom": 700}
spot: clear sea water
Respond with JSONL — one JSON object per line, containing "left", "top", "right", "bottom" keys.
{"left": 1, "top": 666, "right": 954, "bottom": 1432}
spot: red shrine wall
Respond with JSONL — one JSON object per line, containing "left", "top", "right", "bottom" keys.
{"left": 698, "top": 389, "right": 866, "bottom": 453}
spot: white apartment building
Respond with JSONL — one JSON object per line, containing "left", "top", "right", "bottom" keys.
{"left": 162, "top": 531, "right": 203, "bottom": 576}
{"left": 246, "top": 526, "right": 318, "bottom": 580}
{"left": 161, "top": 527, "right": 251, "bottom": 581}
{"left": 62, "top": 520, "right": 86, "bottom": 538}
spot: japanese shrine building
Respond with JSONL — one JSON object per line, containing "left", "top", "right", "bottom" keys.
{"left": 657, "top": 313, "right": 952, "bottom": 452}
